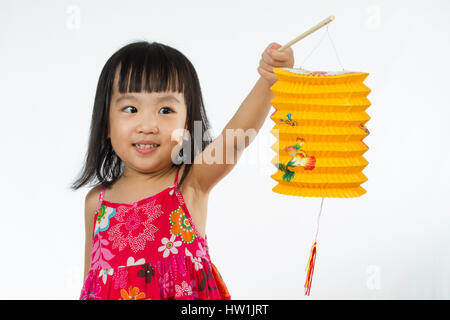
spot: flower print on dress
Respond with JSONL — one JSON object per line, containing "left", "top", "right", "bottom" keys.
{"left": 90, "top": 234, "right": 115, "bottom": 270}
{"left": 112, "top": 256, "right": 145, "bottom": 290}
{"left": 175, "top": 281, "right": 193, "bottom": 298}
{"left": 198, "top": 263, "right": 218, "bottom": 297}
{"left": 80, "top": 166, "right": 232, "bottom": 300}
{"left": 170, "top": 205, "right": 197, "bottom": 244}
{"left": 185, "top": 247, "right": 203, "bottom": 271}
{"left": 107, "top": 199, "right": 164, "bottom": 253}
{"left": 125, "top": 256, "right": 145, "bottom": 267}
{"left": 158, "top": 272, "right": 175, "bottom": 299}
{"left": 112, "top": 268, "right": 128, "bottom": 290}
{"left": 80, "top": 271, "right": 101, "bottom": 300}
{"left": 99, "top": 268, "right": 114, "bottom": 285}
{"left": 190, "top": 279, "right": 200, "bottom": 299}
{"left": 158, "top": 234, "right": 182, "bottom": 258}
{"left": 138, "top": 263, "right": 155, "bottom": 284}
{"left": 94, "top": 205, "right": 116, "bottom": 236}
{"left": 196, "top": 242, "right": 209, "bottom": 261}
{"left": 119, "top": 286, "right": 150, "bottom": 300}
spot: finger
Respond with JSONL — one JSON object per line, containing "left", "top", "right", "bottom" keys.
{"left": 257, "top": 66, "right": 277, "bottom": 83}
{"left": 262, "top": 51, "right": 288, "bottom": 68}
{"left": 263, "top": 42, "right": 285, "bottom": 63}
{"left": 261, "top": 52, "right": 292, "bottom": 69}
{"left": 268, "top": 47, "right": 293, "bottom": 62}
{"left": 262, "top": 50, "right": 277, "bottom": 66}
{"left": 266, "top": 42, "right": 282, "bottom": 51}
{"left": 259, "top": 58, "right": 274, "bottom": 73}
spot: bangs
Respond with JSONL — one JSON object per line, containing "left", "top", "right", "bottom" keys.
{"left": 114, "top": 43, "right": 189, "bottom": 95}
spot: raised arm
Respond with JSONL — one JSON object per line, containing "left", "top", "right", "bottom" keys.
{"left": 225, "top": 43, "right": 294, "bottom": 140}
{"left": 188, "top": 42, "right": 294, "bottom": 194}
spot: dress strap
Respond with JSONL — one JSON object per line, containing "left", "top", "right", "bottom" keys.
{"left": 96, "top": 187, "right": 105, "bottom": 212}
{"left": 173, "top": 166, "right": 181, "bottom": 188}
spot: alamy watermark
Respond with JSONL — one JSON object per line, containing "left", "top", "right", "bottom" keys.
{"left": 169, "top": 120, "right": 279, "bottom": 174}
{"left": 366, "top": 5, "right": 381, "bottom": 30}
{"left": 65, "top": 5, "right": 81, "bottom": 30}
{"left": 366, "top": 264, "right": 381, "bottom": 290}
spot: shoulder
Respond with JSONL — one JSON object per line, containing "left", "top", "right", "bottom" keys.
{"left": 85, "top": 185, "right": 103, "bottom": 217}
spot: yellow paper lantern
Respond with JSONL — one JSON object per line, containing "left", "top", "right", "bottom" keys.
{"left": 269, "top": 67, "right": 371, "bottom": 296}
{"left": 270, "top": 68, "right": 371, "bottom": 198}
{"left": 263, "top": 14, "right": 371, "bottom": 296}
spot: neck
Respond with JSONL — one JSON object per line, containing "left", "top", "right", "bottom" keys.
{"left": 122, "top": 164, "right": 178, "bottom": 185}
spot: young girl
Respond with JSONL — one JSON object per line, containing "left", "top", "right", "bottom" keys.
{"left": 71, "top": 40, "right": 294, "bottom": 300}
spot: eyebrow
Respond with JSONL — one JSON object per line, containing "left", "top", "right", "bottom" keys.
{"left": 115, "top": 94, "right": 181, "bottom": 104}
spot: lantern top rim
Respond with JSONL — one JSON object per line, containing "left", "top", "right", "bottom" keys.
{"left": 280, "top": 67, "right": 366, "bottom": 76}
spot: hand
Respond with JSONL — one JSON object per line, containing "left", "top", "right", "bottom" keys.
{"left": 258, "top": 42, "right": 294, "bottom": 86}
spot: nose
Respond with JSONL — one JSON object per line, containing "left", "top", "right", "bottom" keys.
{"left": 136, "top": 113, "right": 159, "bottom": 134}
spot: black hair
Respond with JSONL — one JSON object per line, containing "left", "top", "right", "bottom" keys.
{"left": 70, "top": 40, "right": 213, "bottom": 192}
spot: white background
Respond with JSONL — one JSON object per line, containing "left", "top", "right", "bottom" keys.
{"left": 1, "top": 0, "right": 449, "bottom": 299}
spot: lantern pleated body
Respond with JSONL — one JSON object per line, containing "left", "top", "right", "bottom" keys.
{"left": 270, "top": 68, "right": 371, "bottom": 198}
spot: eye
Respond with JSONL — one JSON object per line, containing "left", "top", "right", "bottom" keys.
{"left": 159, "top": 106, "right": 173, "bottom": 114}
{"left": 123, "top": 106, "right": 137, "bottom": 113}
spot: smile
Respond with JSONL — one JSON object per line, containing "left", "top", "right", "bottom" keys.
{"left": 133, "top": 144, "right": 159, "bottom": 154}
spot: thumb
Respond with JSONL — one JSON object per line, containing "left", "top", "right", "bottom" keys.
{"left": 271, "top": 43, "right": 282, "bottom": 50}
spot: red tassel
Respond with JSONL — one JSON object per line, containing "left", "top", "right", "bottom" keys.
{"left": 304, "top": 241, "right": 317, "bottom": 296}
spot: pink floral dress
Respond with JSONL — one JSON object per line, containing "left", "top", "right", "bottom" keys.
{"left": 80, "top": 167, "right": 231, "bottom": 300}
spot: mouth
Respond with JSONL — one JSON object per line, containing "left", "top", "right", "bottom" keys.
{"left": 133, "top": 143, "right": 160, "bottom": 154}
{"left": 133, "top": 143, "right": 160, "bottom": 149}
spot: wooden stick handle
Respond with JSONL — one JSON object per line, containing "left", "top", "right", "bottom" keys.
{"left": 278, "top": 15, "right": 335, "bottom": 51}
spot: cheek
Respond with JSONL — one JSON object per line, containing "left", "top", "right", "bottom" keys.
{"left": 109, "top": 120, "right": 132, "bottom": 146}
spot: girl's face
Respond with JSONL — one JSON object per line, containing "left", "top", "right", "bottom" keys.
{"left": 108, "top": 71, "right": 187, "bottom": 178}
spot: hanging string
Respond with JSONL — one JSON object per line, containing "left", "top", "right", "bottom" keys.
{"left": 304, "top": 197, "right": 325, "bottom": 296}
{"left": 314, "top": 197, "right": 325, "bottom": 242}
{"left": 326, "top": 26, "right": 345, "bottom": 71}
{"left": 299, "top": 26, "right": 328, "bottom": 69}
{"left": 300, "top": 25, "right": 345, "bottom": 71}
